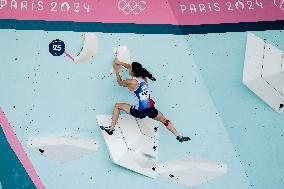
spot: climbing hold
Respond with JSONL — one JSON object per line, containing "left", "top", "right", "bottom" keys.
{"left": 27, "top": 135, "right": 99, "bottom": 163}
{"left": 243, "top": 32, "right": 284, "bottom": 114}
{"left": 74, "top": 33, "right": 98, "bottom": 64}
{"left": 96, "top": 114, "right": 159, "bottom": 178}
{"left": 157, "top": 157, "right": 228, "bottom": 187}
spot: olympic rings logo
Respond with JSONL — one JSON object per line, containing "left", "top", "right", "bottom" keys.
{"left": 118, "top": 0, "right": 147, "bottom": 15}
{"left": 274, "top": 0, "right": 284, "bottom": 10}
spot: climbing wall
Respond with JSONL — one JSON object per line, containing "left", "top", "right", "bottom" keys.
{"left": 0, "top": 28, "right": 283, "bottom": 189}
{"left": 187, "top": 30, "right": 284, "bottom": 189}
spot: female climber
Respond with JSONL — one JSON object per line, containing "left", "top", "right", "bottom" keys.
{"left": 100, "top": 59, "right": 190, "bottom": 142}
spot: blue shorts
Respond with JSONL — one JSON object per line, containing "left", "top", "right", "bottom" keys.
{"left": 130, "top": 106, "right": 159, "bottom": 119}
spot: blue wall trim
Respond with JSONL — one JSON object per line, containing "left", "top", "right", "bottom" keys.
{"left": 0, "top": 19, "right": 284, "bottom": 34}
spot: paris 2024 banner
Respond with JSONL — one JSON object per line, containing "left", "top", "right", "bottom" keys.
{"left": 0, "top": 1, "right": 284, "bottom": 189}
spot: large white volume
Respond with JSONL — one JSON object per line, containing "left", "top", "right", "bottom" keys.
{"left": 114, "top": 46, "right": 131, "bottom": 64}
{"left": 74, "top": 33, "right": 98, "bottom": 64}
{"left": 96, "top": 114, "right": 159, "bottom": 178}
{"left": 27, "top": 135, "right": 99, "bottom": 163}
{"left": 158, "top": 158, "right": 228, "bottom": 187}
{"left": 243, "top": 32, "right": 284, "bottom": 113}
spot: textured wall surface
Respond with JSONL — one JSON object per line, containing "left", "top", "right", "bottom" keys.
{"left": 188, "top": 30, "right": 284, "bottom": 189}
{"left": 0, "top": 29, "right": 283, "bottom": 189}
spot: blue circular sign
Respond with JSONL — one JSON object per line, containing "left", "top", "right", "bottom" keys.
{"left": 49, "top": 39, "right": 65, "bottom": 56}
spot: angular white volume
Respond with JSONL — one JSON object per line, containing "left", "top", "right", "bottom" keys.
{"left": 114, "top": 46, "right": 131, "bottom": 64}
{"left": 74, "top": 33, "right": 98, "bottom": 64}
{"left": 243, "top": 32, "right": 284, "bottom": 113}
{"left": 158, "top": 158, "right": 228, "bottom": 187}
{"left": 27, "top": 135, "right": 99, "bottom": 163}
{"left": 96, "top": 114, "right": 159, "bottom": 178}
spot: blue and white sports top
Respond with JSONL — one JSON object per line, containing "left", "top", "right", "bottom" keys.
{"left": 132, "top": 77, "right": 151, "bottom": 110}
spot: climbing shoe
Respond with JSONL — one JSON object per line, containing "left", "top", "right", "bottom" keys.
{"left": 176, "top": 136, "right": 191, "bottom": 142}
{"left": 100, "top": 126, "right": 114, "bottom": 135}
